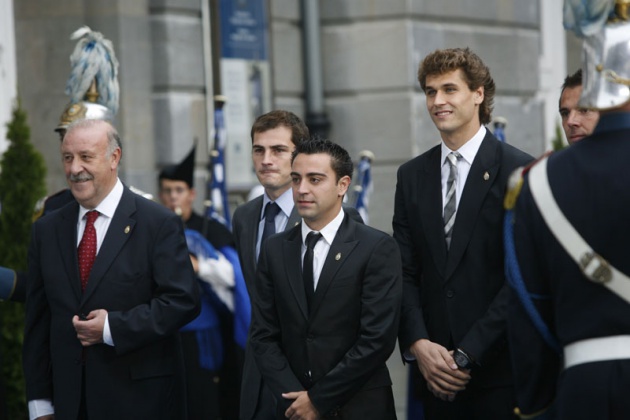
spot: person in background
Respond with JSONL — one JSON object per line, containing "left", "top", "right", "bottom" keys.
{"left": 559, "top": 68, "right": 600, "bottom": 144}
{"left": 233, "top": 110, "right": 362, "bottom": 419}
{"left": 158, "top": 145, "right": 241, "bottom": 419}
{"left": 232, "top": 110, "right": 310, "bottom": 419}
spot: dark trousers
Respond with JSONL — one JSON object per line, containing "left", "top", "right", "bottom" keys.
{"left": 181, "top": 331, "right": 221, "bottom": 419}
{"left": 423, "top": 384, "right": 517, "bottom": 420}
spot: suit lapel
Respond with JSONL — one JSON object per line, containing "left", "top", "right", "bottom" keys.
{"left": 81, "top": 188, "right": 137, "bottom": 303}
{"left": 421, "top": 147, "right": 448, "bottom": 278}
{"left": 282, "top": 227, "right": 309, "bottom": 319}
{"left": 286, "top": 206, "right": 301, "bottom": 230}
{"left": 445, "top": 133, "right": 500, "bottom": 279}
{"left": 57, "top": 202, "right": 82, "bottom": 301}
{"left": 310, "top": 215, "right": 358, "bottom": 317}
{"left": 248, "top": 196, "right": 264, "bottom": 269}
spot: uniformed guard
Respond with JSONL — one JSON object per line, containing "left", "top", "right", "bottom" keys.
{"left": 506, "top": 0, "right": 630, "bottom": 418}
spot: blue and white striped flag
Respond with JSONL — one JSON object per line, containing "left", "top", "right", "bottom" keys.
{"left": 353, "top": 150, "right": 374, "bottom": 225}
{"left": 493, "top": 116, "right": 507, "bottom": 142}
{"left": 207, "top": 103, "right": 231, "bottom": 227}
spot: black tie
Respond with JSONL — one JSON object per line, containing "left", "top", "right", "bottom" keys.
{"left": 261, "top": 202, "right": 281, "bottom": 243}
{"left": 303, "top": 231, "right": 322, "bottom": 311}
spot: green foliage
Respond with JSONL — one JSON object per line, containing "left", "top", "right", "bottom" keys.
{"left": 551, "top": 121, "right": 568, "bottom": 151}
{"left": 0, "top": 100, "right": 46, "bottom": 419}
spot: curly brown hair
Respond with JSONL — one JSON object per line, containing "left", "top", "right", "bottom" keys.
{"left": 418, "top": 48, "right": 495, "bottom": 125}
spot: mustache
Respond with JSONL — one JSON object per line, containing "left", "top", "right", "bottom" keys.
{"left": 68, "top": 173, "right": 94, "bottom": 182}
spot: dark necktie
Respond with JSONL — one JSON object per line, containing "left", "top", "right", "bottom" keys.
{"left": 78, "top": 211, "right": 99, "bottom": 291}
{"left": 444, "top": 151, "right": 462, "bottom": 249}
{"left": 303, "top": 231, "right": 322, "bottom": 310}
{"left": 261, "top": 202, "right": 281, "bottom": 243}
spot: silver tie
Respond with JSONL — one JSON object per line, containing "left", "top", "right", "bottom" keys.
{"left": 444, "top": 151, "right": 461, "bottom": 249}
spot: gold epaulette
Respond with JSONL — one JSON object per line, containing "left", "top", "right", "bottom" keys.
{"left": 32, "top": 196, "right": 47, "bottom": 222}
{"left": 32, "top": 189, "right": 69, "bottom": 222}
{"left": 504, "top": 151, "right": 553, "bottom": 210}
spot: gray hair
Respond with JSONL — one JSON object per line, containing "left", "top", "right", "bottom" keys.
{"left": 64, "top": 119, "right": 122, "bottom": 158}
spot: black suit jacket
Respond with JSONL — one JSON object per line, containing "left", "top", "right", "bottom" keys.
{"left": 232, "top": 195, "right": 363, "bottom": 418}
{"left": 250, "top": 213, "right": 401, "bottom": 418}
{"left": 394, "top": 132, "right": 532, "bottom": 388}
{"left": 232, "top": 194, "right": 301, "bottom": 419}
{"left": 23, "top": 186, "right": 200, "bottom": 420}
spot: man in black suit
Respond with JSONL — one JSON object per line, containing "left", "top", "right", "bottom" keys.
{"left": 23, "top": 119, "right": 200, "bottom": 419}
{"left": 250, "top": 138, "right": 402, "bottom": 419}
{"left": 393, "top": 47, "right": 532, "bottom": 419}
{"left": 232, "top": 110, "right": 310, "bottom": 419}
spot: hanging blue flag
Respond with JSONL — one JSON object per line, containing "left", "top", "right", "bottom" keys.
{"left": 493, "top": 116, "right": 508, "bottom": 142}
{"left": 184, "top": 229, "right": 250, "bottom": 351}
{"left": 207, "top": 98, "right": 231, "bottom": 227}
{"left": 353, "top": 150, "right": 375, "bottom": 225}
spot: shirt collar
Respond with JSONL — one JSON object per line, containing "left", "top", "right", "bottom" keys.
{"left": 441, "top": 125, "right": 486, "bottom": 166}
{"left": 79, "top": 178, "right": 124, "bottom": 220}
{"left": 301, "top": 207, "right": 345, "bottom": 246}
{"left": 261, "top": 188, "right": 294, "bottom": 221}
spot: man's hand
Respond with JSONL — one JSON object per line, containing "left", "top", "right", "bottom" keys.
{"left": 72, "top": 309, "right": 107, "bottom": 346}
{"left": 282, "top": 391, "right": 319, "bottom": 420}
{"left": 410, "top": 339, "right": 471, "bottom": 400}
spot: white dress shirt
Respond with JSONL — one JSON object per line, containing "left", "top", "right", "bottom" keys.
{"left": 300, "top": 208, "right": 345, "bottom": 290}
{"left": 256, "top": 188, "right": 294, "bottom": 258}
{"left": 440, "top": 126, "right": 486, "bottom": 216}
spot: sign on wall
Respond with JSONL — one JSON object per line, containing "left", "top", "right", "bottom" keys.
{"left": 218, "top": 0, "right": 272, "bottom": 189}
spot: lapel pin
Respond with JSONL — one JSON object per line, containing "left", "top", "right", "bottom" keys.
{"left": 335, "top": 253, "right": 341, "bottom": 261}
{"left": 483, "top": 171, "right": 490, "bottom": 181}
{"left": 124, "top": 226, "right": 130, "bottom": 234}
{"left": 294, "top": 221, "right": 300, "bottom": 226}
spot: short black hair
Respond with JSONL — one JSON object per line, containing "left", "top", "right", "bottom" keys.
{"left": 291, "top": 137, "right": 353, "bottom": 181}
{"left": 562, "top": 69, "right": 583, "bottom": 92}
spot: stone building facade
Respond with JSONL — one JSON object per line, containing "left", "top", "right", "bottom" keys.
{"left": 5, "top": 0, "right": 570, "bottom": 233}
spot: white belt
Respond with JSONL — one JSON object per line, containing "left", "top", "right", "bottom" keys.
{"left": 564, "top": 335, "right": 630, "bottom": 369}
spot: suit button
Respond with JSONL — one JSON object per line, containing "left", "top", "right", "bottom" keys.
{"left": 307, "top": 334, "right": 314, "bottom": 342}
{"left": 446, "top": 289, "right": 454, "bottom": 298}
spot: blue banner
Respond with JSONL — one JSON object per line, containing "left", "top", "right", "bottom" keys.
{"left": 219, "top": 0, "right": 269, "bottom": 60}
{"left": 353, "top": 152, "right": 374, "bottom": 225}
{"left": 207, "top": 106, "right": 231, "bottom": 227}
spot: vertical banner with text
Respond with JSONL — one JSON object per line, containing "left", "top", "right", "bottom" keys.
{"left": 218, "top": 0, "right": 272, "bottom": 190}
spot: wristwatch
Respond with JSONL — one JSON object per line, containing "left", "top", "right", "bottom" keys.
{"left": 453, "top": 348, "right": 474, "bottom": 370}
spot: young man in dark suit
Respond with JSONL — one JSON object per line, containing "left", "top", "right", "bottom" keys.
{"left": 233, "top": 111, "right": 364, "bottom": 419}
{"left": 23, "top": 119, "right": 200, "bottom": 420}
{"left": 250, "top": 138, "right": 402, "bottom": 419}
{"left": 393, "top": 47, "right": 532, "bottom": 419}
{"left": 232, "top": 110, "right": 310, "bottom": 419}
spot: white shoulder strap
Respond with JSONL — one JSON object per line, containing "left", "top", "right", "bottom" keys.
{"left": 528, "top": 157, "right": 630, "bottom": 304}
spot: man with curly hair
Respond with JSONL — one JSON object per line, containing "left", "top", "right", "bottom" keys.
{"left": 393, "top": 47, "right": 532, "bottom": 419}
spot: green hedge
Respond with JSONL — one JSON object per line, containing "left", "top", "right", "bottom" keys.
{"left": 0, "top": 100, "right": 46, "bottom": 419}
